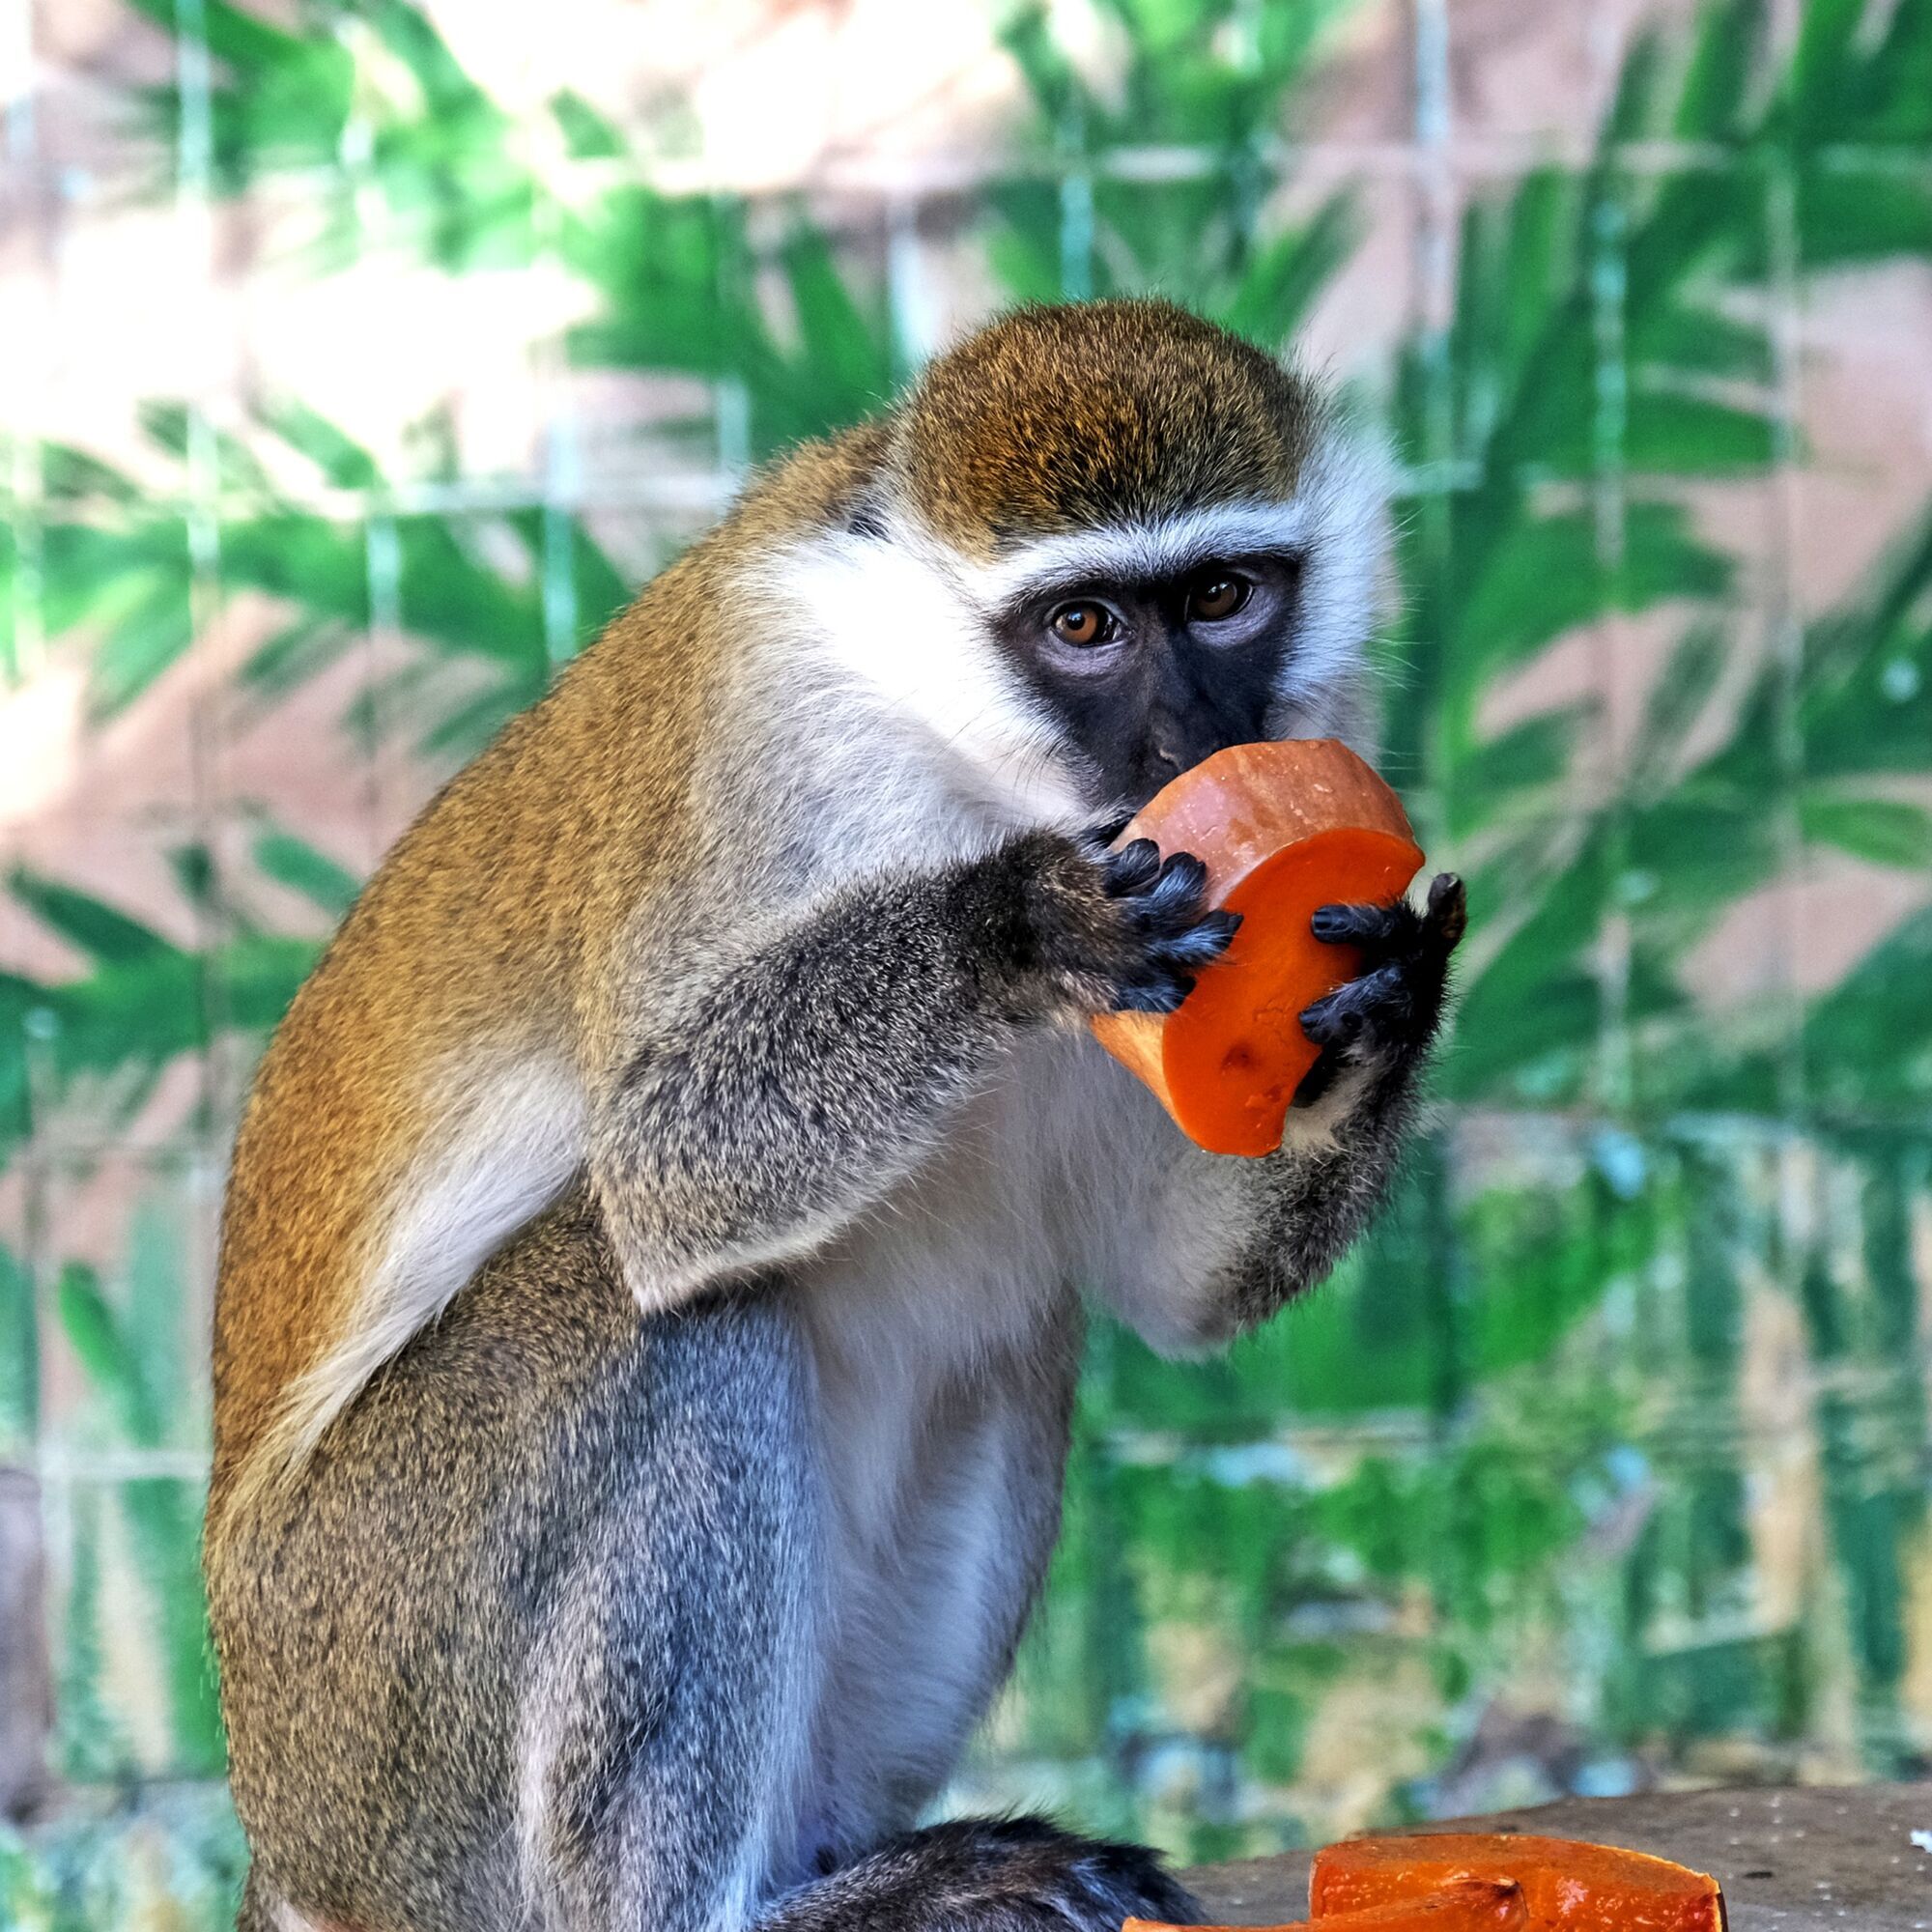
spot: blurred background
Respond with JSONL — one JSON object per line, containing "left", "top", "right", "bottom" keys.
{"left": 2, "top": 0, "right": 1930, "bottom": 1921}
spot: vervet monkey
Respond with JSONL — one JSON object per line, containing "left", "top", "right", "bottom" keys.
{"left": 207, "top": 298, "right": 1465, "bottom": 1932}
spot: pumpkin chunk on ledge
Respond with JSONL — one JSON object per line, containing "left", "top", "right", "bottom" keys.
{"left": 1126, "top": 1874, "right": 1527, "bottom": 1930}
{"left": 1126, "top": 1832, "right": 1726, "bottom": 1932}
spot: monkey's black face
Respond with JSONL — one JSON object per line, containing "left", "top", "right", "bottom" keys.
{"left": 992, "top": 553, "right": 1303, "bottom": 812}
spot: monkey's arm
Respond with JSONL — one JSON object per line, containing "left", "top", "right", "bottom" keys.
{"left": 592, "top": 834, "right": 1236, "bottom": 1313}
{"left": 1093, "top": 873, "right": 1465, "bottom": 1346}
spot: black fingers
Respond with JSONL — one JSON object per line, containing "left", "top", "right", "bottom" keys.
{"left": 1310, "top": 872, "right": 1466, "bottom": 961}
{"left": 1167, "top": 907, "right": 1244, "bottom": 963}
{"left": 1427, "top": 868, "right": 1469, "bottom": 949}
{"left": 986, "top": 830, "right": 1239, "bottom": 1024}
{"left": 1309, "top": 899, "right": 1401, "bottom": 946}
{"left": 1140, "top": 849, "right": 1208, "bottom": 921}
{"left": 1109, "top": 850, "right": 1240, "bottom": 1014}
{"left": 1102, "top": 836, "right": 1162, "bottom": 897}
{"left": 1294, "top": 872, "right": 1468, "bottom": 1099}
{"left": 1301, "top": 960, "right": 1408, "bottom": 1049}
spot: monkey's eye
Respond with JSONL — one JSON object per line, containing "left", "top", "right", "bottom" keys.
{"left": 1188, "top": 572, "right": 1251, "bottom": 622}
{"left": 1048, "top": 601, "right": 1119, "bottom": 648}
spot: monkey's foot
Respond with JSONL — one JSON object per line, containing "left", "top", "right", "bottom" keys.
{"left": 759, "top": 1816, "right": 1203, "bottom": 1930}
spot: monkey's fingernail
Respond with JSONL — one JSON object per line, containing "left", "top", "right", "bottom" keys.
{"left": 1310, "top": 905, "right": 1350, "bottom": 940}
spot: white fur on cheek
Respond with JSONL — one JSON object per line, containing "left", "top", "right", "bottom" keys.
{"left": 765, "top": 530, "right": 1090, "bottom": 830}
{"left": 1279, "top": 425, "right": 1393, "bottom": 719}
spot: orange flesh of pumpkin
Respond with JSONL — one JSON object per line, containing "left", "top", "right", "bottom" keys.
{"left": 1311, "top": 1834, "right": 1726, "bottom": 1930}
{"left": 1091, "top": 739, "right": 1424, "bottom": 1156}
{"left": 1126, "top": 1876, "right": 1527, "bottom": 1931}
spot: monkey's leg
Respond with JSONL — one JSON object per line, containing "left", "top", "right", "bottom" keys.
{"left": 515, "top": 1301, "right": 825, "bottom": 1932}
{"left": 212, "top": 1196, "right": 821, "bottom": 1932}
{"left": 527, "top": 1528, "right": 1203, "bottom": 1932}
{"left": 511, "top": 1349, "right": 1203, "bottom": 1930}
{"left": 593, "top": 831, "right": 1234, "bottom": 1306}
{"left": 213, "top": 1202, "right": 1196, "bottom": 1932}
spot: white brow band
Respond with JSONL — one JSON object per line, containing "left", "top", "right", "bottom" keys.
{"left": 963, "top": 501, "right": 1315, "bottom": 606}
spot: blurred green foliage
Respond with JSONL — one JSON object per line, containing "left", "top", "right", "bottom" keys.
{"left": 2, "top": 0, "right": 1930, "bottom": 1907}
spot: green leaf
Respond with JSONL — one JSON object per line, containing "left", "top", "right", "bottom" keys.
{"left": 252, "top": 830, "right": 361, "bottom": 918}
{"left": 8, "top": 871, "right": 174, "bottom": 966}
{"left": 1796, "top": 902, "right": 1932, "bottom": 1109}
{"left": 779, "top": 223, "right": 895, "bottom": 431}
{"left": 1674, "top": 0, "right": 1765, "bottom": 140}
{"left": 1637, "top": 300, "right": 1774, "bottom": 383}
{"left": 1625, "top": 387, "right": 1779, "bottom": 473}
{"left": 240, "top": 614, "right": 354, "bottom": 699}
{"left": 1449, "top": 710, "right": 1585, "bottom": 836}
{"left": 257, "top": 400, "right": 383, "bottom": 490}
{"left": 40, "top": 444, "right": 142, "bottom": 505}
{"left": 551, "top": 88, "right": 625, "bottom": 160}
{"left": 120, "top": 0, "right": 310, "bottom": 80}
{"left": 1220, "top": 196, "right": 1356, "bottom": 345}
{"left": 82, "top": 575, "right": 198, "bottom": 720}
{"left": 1794, "top": 171, "right": 1932, "bottom": 272}
{"left": 1634, "top": 621, "right": 1729, "bottom": 784}
{"left": 1446, "top": 499, "right": 1730, "bottom": 721}
{"left": 0, "top": 1242, "right": 36, "bottom": 1437}
{"left": 1799, "top": 792, "right": 1932, "bottom": 868}
{"left": 56, "top": 1262, "right": 160, "bottom": 1443}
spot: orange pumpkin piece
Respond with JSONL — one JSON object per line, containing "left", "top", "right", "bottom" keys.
{"left": 1311, "top": 1833, "right": 1726, "bottom": 1930}
{"left": 1126, "top": 1875, "right": 1527, "bottom": 1931}
{"left": 1090, "top": 738, "right": 1424, "bottom": 1155}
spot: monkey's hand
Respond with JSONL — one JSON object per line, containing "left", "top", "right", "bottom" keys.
{"left": 986, "top": 831, "right": 1240, "bottom": 1024}
{"left": 1095, "top": 873, "right": 1467, "bottom": 1345}
{"left": 1293, "top": 871, "right": 1466, "bottom": 1108}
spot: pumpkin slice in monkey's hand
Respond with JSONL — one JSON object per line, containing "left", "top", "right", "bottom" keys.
{"left": 1091, "top": 738, "right": 1424, "bottom": 1156}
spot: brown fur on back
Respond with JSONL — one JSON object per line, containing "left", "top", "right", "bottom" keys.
{"left": 209, "top": 424, "right": 888, "bottom": 1513}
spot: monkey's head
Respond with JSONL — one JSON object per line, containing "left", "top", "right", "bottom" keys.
{"left": 783, "top": 298, "right": 1389, "bottom": 825}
